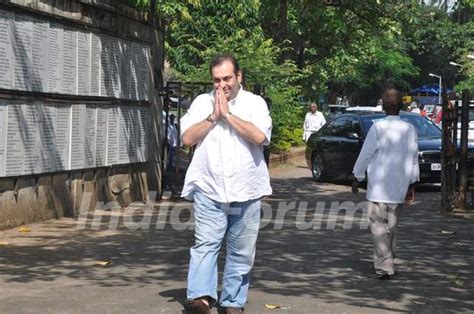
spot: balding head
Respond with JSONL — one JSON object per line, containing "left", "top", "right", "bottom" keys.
{"left": 382, "top": 88, "right": 402, "bottom": 115}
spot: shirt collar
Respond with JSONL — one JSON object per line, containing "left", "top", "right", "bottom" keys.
{"left": 229, "top": 85, "right": 243, "bottom": 104}
{"left": 385, "top": 115, "right": 401, "bottom": 120}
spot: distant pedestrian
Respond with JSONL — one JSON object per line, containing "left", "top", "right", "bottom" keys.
{"left": 180, "top": 54, "right": 272, "bottom": 313}
{"left": 352, "top": 86, "right": 419, "bottom": 280}
{"left": 303, "top": 102, "right": 326, "bottom": 142}
{"left": 166, "top": 114, "right": 178, "bottom": 171}
{"left": 411, "top": 101, "right": 421, "bottom": 114}
{"left": 419, "top": 104, "right": 427, "bottom": 117}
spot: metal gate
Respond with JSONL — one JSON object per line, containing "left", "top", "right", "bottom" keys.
{"left": 441, "top": 96, "right": 458, "bottom": 212}
{"left": 441, "top": 90, "right": 473, "bottom": 212}
{"left": 159, "top": 81, "right": 213, "bottom": 197}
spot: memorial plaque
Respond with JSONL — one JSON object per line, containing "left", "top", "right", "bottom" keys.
{"left": 106, "top": 107, "right": 119, "bottom": 165}
{"left": 47, "top": 22, "right": 63, "bottom": 93}
{"left": 0, "top": 9, "right": 14, "bottom": 90}
{"left": 37, "top": 103, "right": 57, "bottom": 172}
{"left": 101, "top": 35, "right": 121, "bottom": 98}
{"left": 119, "top": 40, "right": 131, "bottom": 99}
{"left": 55, "top": 104, "right": 72, "bottom": 171}
{"left": 21, "top": 105, "right": 39, "bottom": 174}
{"left": 136, "top": 106, "right": 149, "bottom": 162}
{"left": 129, "top": 42, "right": 140, "bottom": 100}
{"left": 36, "top": 103, "right": 71, "bottom": 173}
{"left": 32, "top": 18, "right": 49, "bottom": 92}
{"left": 0, "top": 103, "right": 7, "bottom": 176}
{"left": 70, "top": 104, "right": 86, "bottom": 169}
{"left": 77, "top": 31, "right": 91, "bottom": 96}
{"left": 90, "top": 33, "right": 101, "bottom": 96}
{"left": 118, "top": 106, "right": 138, "bottom": 164}
{"left": 95, "top": 106, "right": 108, "bottom": 167}
{"left": 5, "top": 104, "right": 24, "bottom": 176}
{"left": 62, "top": 26, "right": 77, "bottom": 95}
{"left": 84, "top": 105, "right": 97, "bottom": 167}
{"left": 5, "top": 104, "right": 39, "bottom": 175}
{"left": 12, "top": 14, "right": 33, "bottom": 91}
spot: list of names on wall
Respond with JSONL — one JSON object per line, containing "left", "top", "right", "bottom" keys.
{"left": 0, "top": 103, "right": 7, "bottom": 176}
{"left": 0, "top": 102, "right": 149, "bottom": 177}
{"left": 0, "top": 8, "right": 152, "bottom": 100}
{"left": 0, "top": 10, "right": 14, "bottom": 89}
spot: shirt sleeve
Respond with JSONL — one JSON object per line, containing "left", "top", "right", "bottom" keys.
{"left": 410, "top": 126, "right": 420, "bottom": 184}
{"left": 249, "top": 96, "right": 272, "bottom": 145}
{"left": 352, "top": 125, "right": 378, "bottom": 182}
{"left": 180, "top": 94, "right": 210, "bottom": 140}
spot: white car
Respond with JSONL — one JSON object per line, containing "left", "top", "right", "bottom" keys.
{"left": 345, "top": 106, "right": 383, "bottom": 112}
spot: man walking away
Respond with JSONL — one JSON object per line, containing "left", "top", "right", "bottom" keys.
{"left": 352, "top": 86, "right": 419, "bottom": 280}
{"left": 180, "top": 54, "right": 272, "bottom": 313}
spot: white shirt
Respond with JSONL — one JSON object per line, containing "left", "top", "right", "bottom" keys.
{"left": 303, "top": 111, "right": 326, "bottom": 141}
{"left": 180, "top": 88, "right": 272, "bottom": 203}
{"left": 167, "top": 122, "right": 178, "bottom": 147}
{"left": 353, "top": 116, "right": 419, "bottom": 204}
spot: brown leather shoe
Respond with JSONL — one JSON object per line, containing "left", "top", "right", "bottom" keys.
{"left": 183, "top": 297, "right": 211, "bottom": 314}
{"left": 223, "top": 307, "right": 243, "bottom": 314}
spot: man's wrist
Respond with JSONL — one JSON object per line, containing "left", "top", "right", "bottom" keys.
{"left": 222, "top": 112, "right": 232, "bottom": 121}
{"left": 206, "top": 113, "right": 217, "bottom": 124}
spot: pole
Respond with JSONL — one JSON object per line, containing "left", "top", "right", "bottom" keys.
{"left": 438, "top": 76, "right": 442, "bottom": 105}
{"left": 458, "top": 90, "right": 471, "bottom": 210}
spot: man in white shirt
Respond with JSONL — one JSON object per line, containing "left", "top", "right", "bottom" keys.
{"left": 352, "top": 87, "right": 419, "bottom": 280}
{"left": 303, "top": 102, "right": 326, "bottom": 142}
{"left": 180, "top": 54, "right": 272, "bottom": 314}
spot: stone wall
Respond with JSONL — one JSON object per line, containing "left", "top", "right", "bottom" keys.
{"left": 0, "top": 0, "right": 164, "bottom": 230}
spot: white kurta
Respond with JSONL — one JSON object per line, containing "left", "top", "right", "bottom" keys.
{"left": 352, "top": 116, "right": 419, "bottom": 204}
{"left": 303, "top": 111, "right": 326, "bottom": 141}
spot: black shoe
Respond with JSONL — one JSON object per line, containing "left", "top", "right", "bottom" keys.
{"left": 184, "top": 297, "right": 211, "bottom": 314}
{"left": 222, "top": 307, "right": 244, "bottom": 314}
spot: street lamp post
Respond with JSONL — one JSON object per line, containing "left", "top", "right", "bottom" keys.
{"left": 429, "top": 73, "right": 442, "bottom": 105}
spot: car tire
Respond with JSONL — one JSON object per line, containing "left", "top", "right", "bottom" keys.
{"left": 312, "top": 152, "right": 326, "bottom": 182}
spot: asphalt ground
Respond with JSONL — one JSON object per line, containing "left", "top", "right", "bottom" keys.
{"left": 1, "top": 157, "right": 473, "bottom": 313}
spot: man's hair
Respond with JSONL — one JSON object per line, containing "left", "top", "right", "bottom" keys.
{"left": 381, "top": 84, "right": 403, "bottom": 103}
{"left": 209, "top": 54, "right": 240, "bottom": 75}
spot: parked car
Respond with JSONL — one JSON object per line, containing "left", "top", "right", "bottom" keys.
{"left": 305, "top": 111, "right": 474, "bottom": 183}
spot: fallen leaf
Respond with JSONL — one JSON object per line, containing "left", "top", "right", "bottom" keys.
{"left": 441, "top": 230, "right": 456, "bottom": 235}
{"left": 413, "top": 301, "right": 427, "bottom": 305}
{"left": 95, "top": 260, "right": 112, "bottom": 266}
{"left": 18, "top": 227, "right": 31, "bottom": 233}
{"left": 454, "top": 280, "right": 464, "bottom": 287}
{"left": 265, "top": 304, "right": 281, "bottom": 309}
{"left": 0, "top": 241, "right": 9, "bottom": 245}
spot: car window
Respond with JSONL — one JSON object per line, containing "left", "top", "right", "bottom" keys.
{"left": 361, "top": 115, "right": 441, "bottom": 138}
{"left": 328, "top": 116, "right": 350, "bottom": 137}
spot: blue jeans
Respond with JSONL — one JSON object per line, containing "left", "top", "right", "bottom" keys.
{"left": 187, "top": 191, "right": 261, "bottom": 308}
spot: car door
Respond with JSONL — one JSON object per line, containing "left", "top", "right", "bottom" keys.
{"left": 339, "top": 116, "right": 364, "bottom": 174}
{"left": 319, "top": 116, "right": 350, "bottom": 176}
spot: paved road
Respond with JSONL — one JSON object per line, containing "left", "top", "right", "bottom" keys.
{"left": 1, "top": 159, "right": 473, "bottom": 313}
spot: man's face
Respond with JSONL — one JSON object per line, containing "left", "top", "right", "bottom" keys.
{"left": 382, "top": 89, "right": 401, "bottom": 114}
{"left": 310, "top": 104, "right": 317, "bottom": 113}
{"left": 211, "top": 60, "right": 242, "bottom": 101}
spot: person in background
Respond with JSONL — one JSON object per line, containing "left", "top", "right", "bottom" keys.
{"left": 303, "top": 102, "right": 326, "bottom": 142}
{"left": 352, "top": 86, "right": 419, "bottom": 280}
{"left": 419, "top": 104, "right": 427, "bottom": 117}
{"left": 410, "top": 101, "right": 421, "bottom": 114}
{"left": 166, "top": 114, "right": 178, "bottom": 171}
